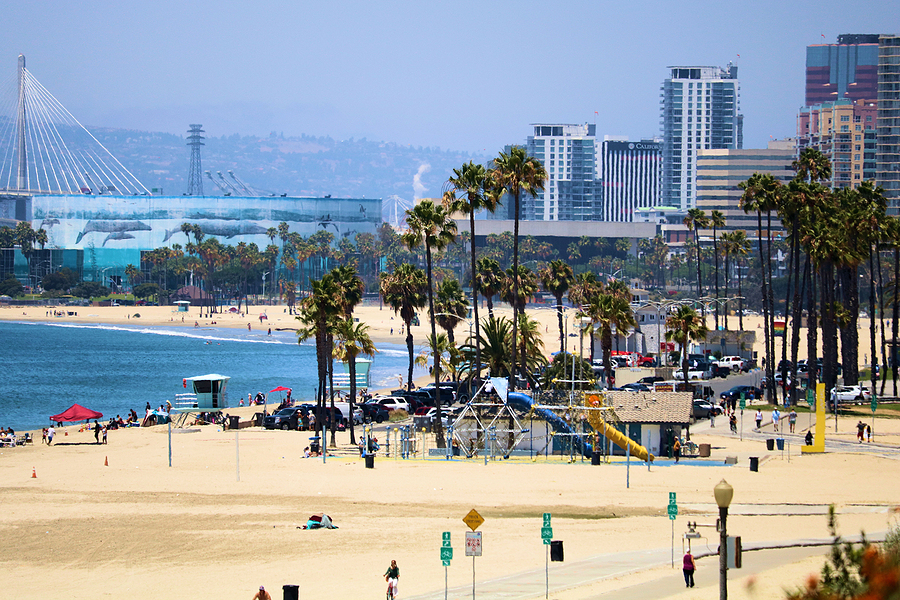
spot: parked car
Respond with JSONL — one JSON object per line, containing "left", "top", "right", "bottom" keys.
{"left": 692, "top": 399, "right": 722, "bottom": 420}
{"left": 620, "top": 383, "right": 651, "bottom": 392}
{"left": 637, "top": 355, "right": 658, "bottom": 367}
{"left": 373, "top": 397, "right": 410, "bottom": 412}
{"left": 719, "top": 385, "right": 763, "bottom": 402}
{"left": 637, "top": 376, "right": 665, "bottom": 385}
{"left": 359, "top": 401, "right": 390, "bottom": 423}
{"left": 715, "top": 356, "right": 745, "bottom": 372}
{"left": 711, "top": 365, "right": 732, "bottom": 379}
{"left": 830, "top": 385, "right": 872, "bottom": 405}
{"left": 673, "top": 369, "right": 709, "bottom": 381}
{"left": 263, "top": 407, "right": 304, "bottom": 430}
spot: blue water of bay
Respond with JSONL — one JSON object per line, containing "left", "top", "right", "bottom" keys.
{"left": 0, "top": 320, "right": 424, "bottom": 432}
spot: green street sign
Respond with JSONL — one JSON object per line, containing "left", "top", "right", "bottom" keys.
{"left": 541, "top": 526, "right": 553, "bottom": 540}
{"left": 543, "top": 538, "right": 552, "bottom": 545}
{"left": 806, "top": 388, "right": 815, "bottom": 410}
{"left": 740, "top": 392, "right": 746, "bottom": 410}
{"left": 442, "top": 559, "right": 451, "bottom": 566}
{"left": 667, "top": 505, "right": 678, "bottom": 518}
{"left": 442, "top": 531, "right": 451, "bottom": 542}
{"left": 669, "top": 492, "right": 676, "bottom": 504}
{"left": 440, "top": 547, "right": 453, "bottom": 561}
{"left": 543, "top": 512, "right": 551, "bottom": 525}
{"left": 872, "top": 394, "right": 878, "bottom": 414}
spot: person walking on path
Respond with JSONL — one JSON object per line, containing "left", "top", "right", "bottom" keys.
{"left": 93, "top": 420, "right": 101, "bottom": 444}
{"left": 673, "top": 438, "right": 681, "bottom": 463}
{"left": 772, "top": 408, "right": 781, "bottom": 433}
{"left": 789, "top": 409, "right": 797, "bottom": 433}
{"left": 755, "top": 409, "right": 763, "bottom": 431}
{"left": 251, "top": 586, "right": 271, "bottom": 600}
{"left": 683, "top": 550, "right": 696, "bottom": 587}
{"left": 384, "top": 559, "right": 400, "bottom": 599}
{"left": 47, "top": 426, "right": 55, "bottom": 445}
{"left": 857, "top": 421, "right": 866, "bottom": 443}
{"left": 102, "top": 425, "right": 108, "bottom": 444}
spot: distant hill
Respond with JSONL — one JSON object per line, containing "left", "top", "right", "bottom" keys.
{"left": 92, "top": 128, "right": 489, "bottom": 203}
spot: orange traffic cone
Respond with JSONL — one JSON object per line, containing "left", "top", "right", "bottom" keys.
{"left": 104, "top": 456, "right": 108, "bottom": 467}
{"left": 31, "top": 467, "right": 36, "bottom": 478}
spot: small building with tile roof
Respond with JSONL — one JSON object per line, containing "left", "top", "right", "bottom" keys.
{"left": 604, "top": 391, "right": 693, "bottom": 457}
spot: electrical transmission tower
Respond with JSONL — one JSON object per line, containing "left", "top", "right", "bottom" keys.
{"left": 186, "top": 124, "right": 205, "bottom": 196}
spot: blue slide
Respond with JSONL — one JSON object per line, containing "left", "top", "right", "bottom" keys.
{"left": 507, "top": 392, "right": 593, "bottom": 457}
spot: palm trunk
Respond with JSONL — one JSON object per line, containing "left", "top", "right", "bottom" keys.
{"left": 807, "top": 258, "right": 819, "bottom": 390}
{"left": 426, "top": 245, "right": 446, "bottom": 448}
{"left": 738, "top": 258, "right": 744, "bottom": 331}
{"left": 713, "top": 229, "right": 720, "bottom": 330}
{"left": 781, "top": 239, "right": 793, "bottom": 405}
{"left": 405, "top": 318, "right": 414, "bottom": 392}
{"left": 470, "top": 211, "right": 481, "bottom": 391}
{"left": 723, "top": 251, "right": 730, "bottom": 331}
{"left": 839, "top": 266, "right": 860, "bottom": 386}
{"left": 789, "top": 231, "right": 803, "bottom": 406}
{"left": 328, "top": 333, "right": 336, "bottom": 447}
{"left": 510, "top": 190, "right": 520, "bottom": 394}
{"left": 348, "top": 355, "right": 357, "bottom": 445}
{"left": 869, "top": 253, "right": 878, "bottom": 409}
{"left": 766, "top": 211, "right": 776, "bottom": 404}
{"left": 757, "top": 211, "right": 773, "bottom": 403}
{"left": 556, "top": 292, "right": 565, "bottom": 354}
{"left": 877, "top": 248, "right": 888, "bottom": 396}
{"left": 486, "top": 294, "right": 495, "bottom": 317}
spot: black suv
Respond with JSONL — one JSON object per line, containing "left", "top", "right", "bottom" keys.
{"left": 263, "top": 407, "right": 305, "bottom": 430}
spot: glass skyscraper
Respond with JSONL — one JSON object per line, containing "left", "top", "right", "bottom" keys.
{"left": 660, "top": 64, "right": 743, "bottom": 211}
{"left": 877, "top": 35, "right": 900, "bottom": 212}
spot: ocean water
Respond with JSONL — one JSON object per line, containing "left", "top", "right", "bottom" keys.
{"left": 0, "top": 320, "right": 424, "bottom": 432}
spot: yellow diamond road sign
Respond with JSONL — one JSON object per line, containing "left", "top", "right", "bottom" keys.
{"left": 463, "top": 509, "right": 484, "bottom": 532}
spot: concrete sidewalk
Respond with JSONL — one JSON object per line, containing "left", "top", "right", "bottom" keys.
{"left": 406, "top": 532, "right": 882, "bottom": 600}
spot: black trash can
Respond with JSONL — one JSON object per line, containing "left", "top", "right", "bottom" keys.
{"left": 365, "top": 454, "right": 375, "bottom": 469}
{"left": 309, "top": 436, "right": 320, "bottom": 454}
{"left": 228, "top": 415, "right": 240, "bottom": 430}
{"left": 550, "top": 540, "right": 564, "bottom": 562}
{"left": 283, "top": 584, "right": 299, "bottom": 600}
{"left": 749, "top": 456, "right": 759, "bottom": 472}
{"left": 766, "top": 439, "right": 775, "bottom": 451}
{"left": 776, "top": 438, "right": 785, "bottom": 451}
{"left": 591, "top": 452, "right": 601, "bottom": 466}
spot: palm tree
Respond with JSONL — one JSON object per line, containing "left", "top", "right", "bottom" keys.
{"left": 740, "top": 173, "right": 782, "bottom": 402}
{"left": 540, "top": 259, "right": 574, "bottom": 354}
{"left": 380, "top": 263, "right": 427, "bottom": 392}
{"left": 333, "top": 320, "right": 377, "bottom": 445}
{"left": 492, "top": 146, "right": 546, "bottom": 393}
{"left": 665, "top": 305, "right": 709, "bottom": 385}
{"left": 582, "top": 292, "right": 635, "bottom": 388}
{"left": 476, "top": 257, "right": 504, "bottom": 317}
{"left": 124, "top": 264, "right": 142, "bottom": 293}
{"left": 708, "top": 210, "right": 726, "bottom": 329}
{"left": 434, "top": 278, "right": 468, "bottom": 345}
{"left": 297, "top": 273, "right": 341, "bottom": 446}
{"left": 402, "top": 199, "right": 457, "bottom": 448}
{"left": 446, "top": 161, "right": 500, "bottom": 385}
{"left": 683, "top": 208, "right": 709, "bottom": 298}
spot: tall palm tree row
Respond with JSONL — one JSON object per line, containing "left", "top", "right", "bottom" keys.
{"left": 491, "top": 147, "right": 547, "bottom": 393}
{"left": 402, "top": 199, "right": 457, "bottom": 448}
{"left": 708, "top": 210, "right": 725, "bottom": 330}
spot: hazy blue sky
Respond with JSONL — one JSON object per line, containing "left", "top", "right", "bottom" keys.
{"left": 2, "top": 0, "right": 897, "bottom": 154}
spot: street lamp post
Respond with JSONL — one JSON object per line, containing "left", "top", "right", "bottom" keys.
{"left": 714, "top": 479, "right": 734, "bottom": 600}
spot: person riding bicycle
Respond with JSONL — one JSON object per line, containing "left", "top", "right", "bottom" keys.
{"left": 729, "top": 413, "right": 737, "bottom": 434}
{"left": 384, "top": 559, "right": 399, "bottom": 599}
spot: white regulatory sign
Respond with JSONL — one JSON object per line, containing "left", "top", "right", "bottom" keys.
{"left": 465, "top": 531, "right": 483, "bottom": 556}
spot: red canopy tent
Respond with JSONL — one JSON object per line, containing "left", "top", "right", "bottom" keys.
{"left": 50, "top": 404, "right": 103, "bottom": 422}
{"left": 269, "top": 386, "right": 292, "bottom": 393}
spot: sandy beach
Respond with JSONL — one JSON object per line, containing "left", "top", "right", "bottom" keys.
{"left": 0, "top": 300, "right": 885, "bottom": 369}
{"left": 1, "top": 302, "right": 897, "bottom": 599}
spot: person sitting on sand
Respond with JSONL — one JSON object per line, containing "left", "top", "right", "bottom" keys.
{"left": 252, "top": 586, "right": 271, "bottom": 600}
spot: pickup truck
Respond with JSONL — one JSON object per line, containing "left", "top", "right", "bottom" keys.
{"left": 673, "top": 369, "right": 709, "bottom": 381}
{"left": 715, "top": 356, "right": 745, "bottom": 371}
{"left": 829, "top": 385, "right": 871, "bottom": 405}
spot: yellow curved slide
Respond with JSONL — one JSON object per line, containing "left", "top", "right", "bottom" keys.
{"left": 585, "top": 393, "right": 654, "bottom": 462}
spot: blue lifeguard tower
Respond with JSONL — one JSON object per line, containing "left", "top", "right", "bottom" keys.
{"left": 172, "top": 374, "right": 231, "bottom": 425}
{"left": 333, "top": 359, "right": 372, "bottom": 392}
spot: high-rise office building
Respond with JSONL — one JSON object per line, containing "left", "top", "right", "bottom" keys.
{"left": 695, "top": 143, "right": 795, "bottom": 237}
{"left": 599, "top": 137, "right": 662, "bottom": 222}
{"left": 660, "top": 64, "right": 743, "bottom": 211}
{"left": 877, "top": 35, "right": 900, "bottom": 212}
{"left": 525, "top": 124, "right": 602, "bottom": 221}
{"left": 806, "top": 34, "right": 880, "bottom": 106}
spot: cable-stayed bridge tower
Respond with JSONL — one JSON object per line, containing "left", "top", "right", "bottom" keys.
{"left": 0, "top": 55, "right": 149, "bottom": 196}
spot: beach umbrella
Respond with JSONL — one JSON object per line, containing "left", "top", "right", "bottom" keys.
{"left": 269, "top": 386, "right": 292, "bottom": 393}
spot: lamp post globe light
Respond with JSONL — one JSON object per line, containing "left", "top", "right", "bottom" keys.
{"left": 714, "top": 479, "right": 734, "bottom": 600}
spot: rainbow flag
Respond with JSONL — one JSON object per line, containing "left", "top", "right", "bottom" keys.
{"left": 774, "top": 320, "right": 786, "bottom": 337}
